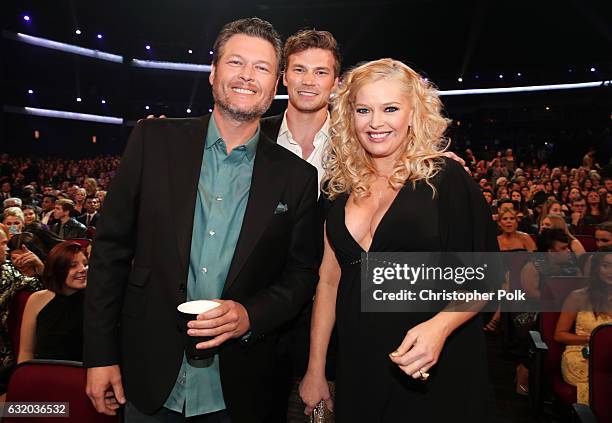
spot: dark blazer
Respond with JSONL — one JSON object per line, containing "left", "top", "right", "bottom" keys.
{"left": 76, "top": 212, "right": 100, "bottom": 228}
{"left": 84, "top": 115, "right": 320, "bottom": 422}
{"left": 49, "top": 218, "right": 87, "bottom": 240}
{"left": 260, "top": 114, "right": 283, "bottom": 142}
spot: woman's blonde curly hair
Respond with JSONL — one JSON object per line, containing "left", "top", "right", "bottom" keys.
{"left": 322, "top": 58, "right": 451, "bottom": 200}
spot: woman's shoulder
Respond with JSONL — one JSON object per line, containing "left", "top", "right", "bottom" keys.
{"left": 27, "top": 290, "right": 55, "bottom": 312}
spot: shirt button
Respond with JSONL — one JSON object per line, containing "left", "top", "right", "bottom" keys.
{"left": 209, "top": 230, "right": 215, "bottom": 236}
{"left": 201, "top": 267, "right": 208, "bottom": 273}
{"left": 215, "top": 196, "right": 223, "bottom": 201}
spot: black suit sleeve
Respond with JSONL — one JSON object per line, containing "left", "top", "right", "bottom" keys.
{"left": 83, "top": 122, "right": 145, "bottom": 367}
{"left": 242, "top": 168, "right": 320, "bottom": 340}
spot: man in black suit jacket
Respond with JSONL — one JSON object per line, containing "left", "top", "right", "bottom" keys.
{"left": 84, "top": 18, "right": 320, "bottom": 423}
{"left": 76, "top": 196, "right": 100, "bottom": 228}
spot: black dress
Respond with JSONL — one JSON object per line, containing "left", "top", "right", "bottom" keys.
{"left": 35, "top": 290, "right": 84, "bottom": 361}
{"left": 325, "top": 158, "right": 499, "bottom": 422}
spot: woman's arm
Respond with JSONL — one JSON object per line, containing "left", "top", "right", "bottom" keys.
{"left": 521, "top": 262, "right": 541, "bottom": 300}
{"left": 521, "top": 233, "right": 537, "bottom": 252}
{"left": 300, "top": 225, "right": 341, "bottom": 414}
{"left": 571, "top": 239, "right": 586, "bottom": 257}
{"left": 554, "top": 291, "right": 589, "bottom": 345}
{"left": 17, "top": 290, "right": 52, "bottom": 363}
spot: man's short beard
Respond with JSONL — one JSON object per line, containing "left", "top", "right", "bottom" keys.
{"left": 213, "top": 86, "right": 274, "bottom": 123}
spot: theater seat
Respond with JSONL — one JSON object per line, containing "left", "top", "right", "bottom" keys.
{"left": 7, "top": 289, "right": 34, "bottom": 358}
{"left": 4, "top": 360, "right": 119, "bottom": 422}
{"left": 588, "top": 322, "right": 612, "bottom": 422}
{"left": 574, "top": 235, "right": 597, "bottom": 252}
{"left": 529, "top": 277, "right": 587, "bottom": 415}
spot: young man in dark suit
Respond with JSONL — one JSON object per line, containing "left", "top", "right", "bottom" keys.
{"left": 84, "top": 18, "right": 320, "bottom": 423}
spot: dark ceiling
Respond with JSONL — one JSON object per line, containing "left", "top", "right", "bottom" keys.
{"left": 2, "top": 0, "right": 611, "bottom": 160}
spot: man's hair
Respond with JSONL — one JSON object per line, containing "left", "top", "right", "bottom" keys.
{"left": 283, "top": 29, "right": 341, "bottom": 77}
{"left": 537, "top": 228, "right": 569, "bottom": 252}
{"left": 3, "top": 197, "right": 22, "bottom": 208}
{"left": 85, "top": 195, "right": 98, "bottom": 201}
{"left": 571, "top": 195, "right": 586, "bottom": 205}
{"left": 56, "top": 199, "right": 75, "bottom": 214}
{"left": 42, "top": 194, "right": 58, "bottom": 202}
{"left": 212, "top": 17, "right": 282, "bottom": 75}
{"left": 596, "top": 221, "right": 612, "bottom": 234}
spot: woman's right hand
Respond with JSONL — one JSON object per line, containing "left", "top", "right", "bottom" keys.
{"left": 299, "top": 371, "right": 333, "bottom": 416}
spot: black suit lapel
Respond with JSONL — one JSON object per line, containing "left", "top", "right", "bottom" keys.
{"left": 223, "top": 135, "right": 285, "bottom": 293}
{"left": 167, "top": 115, "right": 209, "bottom": 272}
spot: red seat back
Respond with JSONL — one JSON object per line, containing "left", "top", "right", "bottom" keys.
{"left": 589, "top": 323, "right": 612, "bottom": 422}
{"left": 7, "top": 290, "right": 34, "bottom": 358}
{"left": 574, "top": 235, "right": 597, "bottom": 252}
{"left": 539, "top": 277, "right": 586, "bottom": 406}
{"left": 4, "top": 360, "right": 119, "bottom": 422}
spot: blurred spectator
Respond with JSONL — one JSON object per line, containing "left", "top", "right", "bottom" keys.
{"left": 2, "top": 207, "right": 25, "bottom": 239}
{"left": 7, "top": 233, "right": 47, "bottom": 277}
{"left": 539, "top": 214, "right": 586, "bottom": 256}
{"left": 84, "top": 177, "right": 98, "bottom": 197}
{"left": 21, "top": 204, "right": 41, "bottom": 225}
{"left": 49, "top": 200, "right": 87, "bottom": 240}
{"left": 76, "top": 196, "right": 100, "bottom": 228}
{"left": 0, "top": 225, "right": 42, "bottom": 371}
{"left": 3, "top": 198, "right": 22, "bottom": 210}
{"left": 40, "top": 194, "right": 57, "bottom": 225}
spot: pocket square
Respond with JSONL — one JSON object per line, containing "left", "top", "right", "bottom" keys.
{"left": 274, "top": 202, "right": 288, "bottom": 214}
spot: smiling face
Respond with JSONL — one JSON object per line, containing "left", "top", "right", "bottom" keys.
{"left": 284, "top": 48, "right": 338, "bottom": 113}
{"left": 63, "top": 251, "right": 88, "bottom": 294}
{"left": 210, "top": 34, "right": 278, "bottom": 122}
{"left": 353, "top": 78, "right": 413, "bottom": 162}
{"left": 23, "top": 208, "right": 37, "bottom": 224}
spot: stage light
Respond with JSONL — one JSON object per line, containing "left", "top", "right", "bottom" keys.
{"left": 92, "top": 135, "right": 97, "bottom": 144}
{"left": 145, "top": 45, "right": 151, "bottom": 50}
{"left": 209, "top": 50, "right": 213, "bottom": 55}
{"left": 145, "top": 105, "right": 150, "bottom": 110}
{"left": 28, "top": 89, "right": 34, "bottom": 94}
{"left": 208, "top": 108, "right": 213, "bottom": 113}
{"left": 188, "top": 49, "right": 193, "bottom": 54}
{"left": 590, "top": 67, "right": 596, "bottom": 72}
{"left": 498, "top": 74, "right": 504, "bottom": 79}
{"left": 545, "top": 106, "right": 550, "bottom": 110}
{"left": 23, "top": 15, "right": 30, "bottom": 22}
{"left": 97, "top": 34, "right": 103, "bottom": 39}
{"left": 131, "top": 59, "right": 211, "bottom": 72}
{"left": 75, "top": 29, "right": 82, "bottom": 35}
{"left": 457, "top": 77, "right": 463, "bottom": 82}
{"left": 9, "top": 32, "right": 124, "bottom": 63}
{"left": 101, "top": 99, "right": 106, "bottom": 104}
{"left": 34, "top": 130, "right": 40, "bottom": 139}
{"left": 517, "top": 72, "right": 522, "bottom": 77}
{"left": 474, "top": 74, "right": 480, "bottom": 79}
{"left": 186, "top": 108, "right": 191, "bottom": 114}
{"left": 4, "top": 106, "right": 124, "bottom": 125}
{"left": 76, "top": 97, "right": 82, "bottom": 102}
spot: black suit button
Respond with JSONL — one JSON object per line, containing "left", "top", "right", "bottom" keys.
{"left": 179, "top": 284, "right": 186, "bottom": 292}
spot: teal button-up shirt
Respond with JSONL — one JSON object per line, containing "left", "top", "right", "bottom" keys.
{"left": 164, "top": 116, "right": 259, "bottom": 417}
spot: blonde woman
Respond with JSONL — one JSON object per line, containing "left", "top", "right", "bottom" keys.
{"left": 539, "top": 214, "right": 586, "bottom": 256}
{"left": 299, "top": 59, "right": 498, "bottom": 422}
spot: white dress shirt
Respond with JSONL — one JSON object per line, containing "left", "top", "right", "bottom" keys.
{"left": 276, "top": 110, "right": 330, "bottom": 191}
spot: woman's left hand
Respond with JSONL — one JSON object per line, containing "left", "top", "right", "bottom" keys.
{"left": 389, "top": 317, "right": 451, "bottom": 379}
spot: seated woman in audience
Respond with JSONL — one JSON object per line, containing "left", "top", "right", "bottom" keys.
{"left": 539, "top": 214, "right": 586, "bottom": 257}
{"left": 21, "top": 205, "right": 41, "bottom": 226}
{"left": 584, "top": 191, "right": 605, "bottom": 225}
{"left": 18, "top": 241, "right": 87, "bottom": 363}
{"left": 538, "top": 199, "right": 563, "bottom": 224}
{"left": 0, "top": 225, "right": 42, "bottom": 372}
{"left": 2, "top": 207, "right": 25, "bottom": 239}
{"left": 7, "top": 232, "right": 47, "bottom": 278}
{"left": 555, "top": 247, "right": 612, "bottom": 405}
{"left": 497, "top": 209, "right": 536, "bottom": 252}
{"left": 514, "top": 228, "right": 582, "bottom": 394}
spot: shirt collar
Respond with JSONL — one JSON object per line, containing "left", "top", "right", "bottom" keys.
{"left": 206, "top": 114, "right": 259, "bottom": 161}
{"left": 279, "top": 110, "right": 330, "bottom": 147}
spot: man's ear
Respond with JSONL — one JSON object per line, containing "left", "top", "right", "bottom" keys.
{"left": 209, "top": 64, "right": 216, "bottom": 86}
{"left": 282, "top": 70, "right": 288, "bottom": 88}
